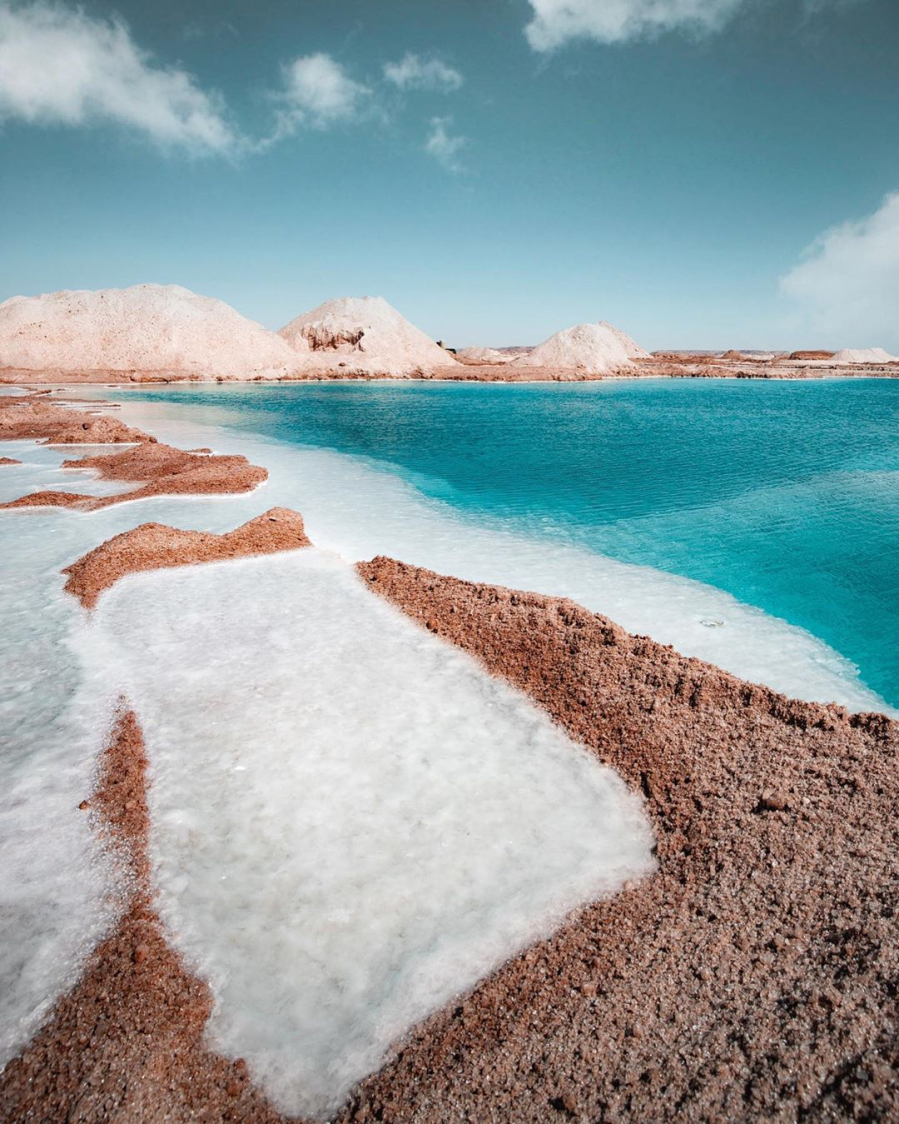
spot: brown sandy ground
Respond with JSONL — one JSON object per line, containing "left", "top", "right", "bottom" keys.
{"left": 0, "top": 707, "right": 284, "bottom": 1124}
{"left": 0, "top": 393, "right": 151, "bottom": 444}
{"left": 64, "top": 507, "right": 311, "bottom": 608}
{"left": 341, "top": 558, "right": 899, "bottom": 1122}
{"left": 0, "top": 440, "right": 269, "bottom": 512}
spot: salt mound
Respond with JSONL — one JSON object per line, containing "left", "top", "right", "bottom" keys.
{"left": 831, "top": 348, "right": 896, "bottom": 364}
{"left": 0, "top": 285, "right": 297, "bottom": 379}
{"left": 279, "top": 296, "right": 456, "bottom": 377}
{"left": 601, "top": 322, "right": 650, "bottom": 359}
{"left": 457, "top": 347, "right": 513, "bottom": 363}
{"left": 519, "top": 322, "right": 639, "bottom": 373}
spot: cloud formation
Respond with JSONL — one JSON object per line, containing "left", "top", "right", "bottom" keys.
{"left": 424, "top": 116, "right": 467, "bottom": 173}
{"left": 523, "top": 0, "right": 852, "bottom": 50}
{"left": 275, "top": 53, "right": 371, "bottom": 134}
{"left": 383, "top": 53, "right": 463, "bottom": 92}
{"left": 779, "top": 192, "right": 899, "bottom": 350}
{"left": 0, "top": 0, "right": 237, "bottom": 153}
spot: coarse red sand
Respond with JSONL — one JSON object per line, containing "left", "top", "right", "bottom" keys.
{"left": 345, "top": 558, "right": 899, "bottom": 1122}
{"left": 0, "top": 441, "right": 268, "bottom": 512}
{"left": 63, "top": 507, "right": 311, "bottom": 608}
{"left": 0, "top": 395, "right": 151, "bottom": 444}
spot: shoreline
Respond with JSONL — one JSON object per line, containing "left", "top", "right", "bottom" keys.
{"left": 2, "top": 353, "right": 899, "bottom": 387}
{"left": 6, "top": 381, "right": 890, "bottom": 714}
{"left": 2, "top": 386, "right": 898, "bottom": 1119}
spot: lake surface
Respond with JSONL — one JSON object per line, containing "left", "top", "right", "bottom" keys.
{"left": 123, "top": 378, "right": 899, "bottom": 708}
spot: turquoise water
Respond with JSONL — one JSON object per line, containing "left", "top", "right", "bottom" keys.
{"left": 124, "top": 379, "right": 899, "bottom": 707}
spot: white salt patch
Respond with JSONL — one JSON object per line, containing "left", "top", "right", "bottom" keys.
{"left": 0, "top": 441, "right": 135, "bottom": 503}
{"left": 0, "top": 284, "right": 297, "bottom": 378}
{"left": 86, "top": 550, "right": 654, "bottom": 1117}
{"left": 87, "top": 395, "right": 895, "bottom": 715}
{"left": 0, "top": 447, "right": 272, "bottom": 1065}
{"left": 0, "top": 452, "right": 130, "bottom": 1066}
{"left": 279, "top": 295, "right": 457, "bottom": 377}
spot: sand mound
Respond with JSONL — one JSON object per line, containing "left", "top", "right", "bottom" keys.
{"left": 518, "top": 322, "right": 639, "bottom": 373}
{"left": 278, "top": 296, "right": 456, "bottom": 377}
{"left": 789, "top": 350, "right": 835, "bottom": 361}
{"left": 0, "top": 285, "right": 298, "bottom": 379}
{"left": 831, "top": 347, "right": 896, "bottom": 364}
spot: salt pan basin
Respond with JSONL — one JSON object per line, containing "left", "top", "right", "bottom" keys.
{"left": 87, "top": 549, "right": 654, "bottom": 1117}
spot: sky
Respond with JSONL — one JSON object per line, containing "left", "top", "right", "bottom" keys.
{"left": 0, "top": 0, "right": 897, "bottom": 350}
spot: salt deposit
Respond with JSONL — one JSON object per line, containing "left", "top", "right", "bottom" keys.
{"left": 831, "top": 347, "right": 896, "bottom": 364}
{"left": 88, "top": 550, "right": 654, "bottom": 1116}
{"left": 600, "top": 321, "right": 650, "bottom": 359}
{"left": 0, "top": 445, "right": 130, "bottom": 1069}
{"left": 73, "top": 393, "right": 896, "bottom": 714}
{"left": 1, "top": 388, "right": 894, "bottom": 1076}
{"left": 0, "top": 285, "right": 298, "bottom": 379}
{"left": 278, "top": 296, "right": 457, "bottom": 377}
{"left": 456, "top": 346, "right": 514, "bottom": 363}
{"left": 518, "top": 322, "right": 637, "bottom": 373}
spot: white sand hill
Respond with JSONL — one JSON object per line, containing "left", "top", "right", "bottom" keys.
{"left": 0, "top": 284, "right": 297, "bottom": 378}
{"left": 279, "top": 296, "right": 456, "bottom": 377}
{"left": 519, "top": 321, "right": 645, "bottom": 373}
{"left": 831, "top": 347, "right": 896, "bottom": 364}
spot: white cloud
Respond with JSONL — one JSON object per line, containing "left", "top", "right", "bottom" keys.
{"left": 779, "top": 192, "right": 899, "bottom": 351}
{"left": 523, "top": 0, "right": 857, "bottom": 50}
{"left": 424, "top": 116, "right": 467, "bottom": 173}
{"left": 275, "top": 53, "right": 370, "bottom": 134}
{"left": 0, "top": 0, "right": 237, "bottom": 153}
{"left": 525, "top": 0, "right": 743, "bottom": 49}
{"left": 383, "top": 53, "right": 463, "bottom": 92}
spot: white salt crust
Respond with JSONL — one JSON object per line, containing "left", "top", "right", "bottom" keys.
{"left": 0, "top": 443, "right": 129, "bottom": 1069}
{"left": 87, "top": 551, "right": 655, "bottom": 1117}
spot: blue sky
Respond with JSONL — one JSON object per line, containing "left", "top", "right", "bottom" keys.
{"left": 1, "top": 0, "right": 897, "bottom": 349}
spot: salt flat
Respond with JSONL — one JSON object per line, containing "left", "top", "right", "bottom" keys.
{"left": 87, "top": 549, "right": 654, "bottom": 1116}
